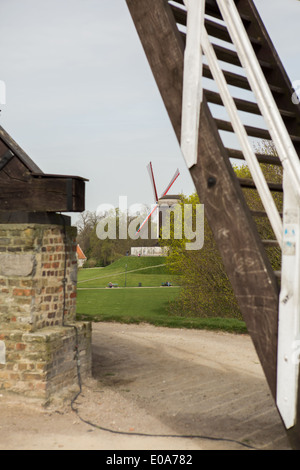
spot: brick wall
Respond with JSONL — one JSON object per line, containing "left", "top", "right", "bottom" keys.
{"left": 0, "top": 222, "right": 92, "bottom": 401}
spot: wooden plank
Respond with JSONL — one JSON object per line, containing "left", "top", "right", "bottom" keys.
{"left": 0, "top": 177, "right": 85, "bottom": 212}
{"left": 171, "top": 4, "right": 261, "bottom": 47}
{"left": 126, "top": 0, "right": 279, "bottom": 396}
{"left": 226, "top": 148, "right": 282, "bottom": 166}
{"left": 238, "top": 177, "right": 283, "bottom": 192}
{"left": 216, "top": 118, "right": 300, "bottom": 143}
{"left": 205, "top": 89, "right": 295, "bottom": 119}
{"left": 0, "top": 156, "right": 85, "bottom": 212}
{"left": 170, "top": 0, "right": 251, "bottom": 23}
{"left": 202, "top": 63, "right": 285, "bottom": 95}
{"left": 205, "top": 89, "right": 261, "bottom": 115}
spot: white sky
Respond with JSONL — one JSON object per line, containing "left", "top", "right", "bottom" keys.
{"left": 0, "top": 0, "right": 299, "bottom": 223}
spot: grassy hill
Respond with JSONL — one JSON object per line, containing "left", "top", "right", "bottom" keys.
{"left": 77, "top": 256, "right": 178, "bottom": 288}
{"left": 76, "top": 256, "right": 247, "bottom": 333}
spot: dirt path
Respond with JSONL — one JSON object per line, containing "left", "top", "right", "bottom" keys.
{"left": 0, "top": 322, "right": 291, "bottom": 450}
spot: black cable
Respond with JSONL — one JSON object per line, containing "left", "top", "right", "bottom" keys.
{"left": 59, "top": 213, "right": 83, "bottom": 401}
{"left": 60, "top": 214, "right": 68, "bottom": 329}
{"left": 70, "top": 393, "right": 257, "bottom": 450}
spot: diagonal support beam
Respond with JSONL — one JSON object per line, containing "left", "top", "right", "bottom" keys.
{"left": 125, "top": 0, "right": 279, "bottom": 394}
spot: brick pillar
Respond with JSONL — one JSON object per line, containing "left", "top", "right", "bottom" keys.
{"left": 0, "top": 215, "right": 92, "bottom": 402}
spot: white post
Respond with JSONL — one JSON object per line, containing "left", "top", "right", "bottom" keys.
{"left": 276, "top": 169, "right": 300, "bottom": 429}
{"left": 214, "top": 0, "right": 300, "bottom": 429}
{"left": 181, "top": 0, "right": 205, "bottom": 168}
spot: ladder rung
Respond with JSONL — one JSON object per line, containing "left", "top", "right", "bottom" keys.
{"left": 238, "top": 177, "right": 283, "bottom": 192}
{"left": 205, "top": 0, "right": 252, "bottom": 24}
{"left": 205, "top": 89, "right": 261, "bottom": 115}
{"left": 217, "top": 119, "right": 300, "bottom": 143}
{"left": 216, "top": 119, "right": 271, "bottom": 140}
{"left": 202, "top": 64, "right": 285, "bottom": 95}
{"left": 262, "top": 240, "right": 280, "bottom": 247}
{"left": 206, "top": 91, "right": 295, "bottom": 121}
{"left": 206, "top": 18, "right": 236, "bottom": 44}
{"left": 213, "top": 43, "right": 272, "bottom": 70}
{"left": 169, "top": 0, "right": 252, "bottom": 24}
{"left": 250, "top": 210, "right": 283, "bottom": 218}
{"left": 179, "top": 32, "right": 272, "bottom": 70}
{"left": 170, "top": 4, "right": 262, "bottom": 48}
{"left": 207, "top": 19, "right": 262, "bottom": 48}
{"left": 227, "top": 148, "right": 282, "bottom": 166}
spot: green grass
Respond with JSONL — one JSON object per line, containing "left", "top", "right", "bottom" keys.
{"left": 77, "top": 256, "right": 178, "bottom": 288}
{"left": 76, "top": 287, "right": 247, "bottom": 334}
{"left": 76, "top": 256, "right": 247, "bottom": 334}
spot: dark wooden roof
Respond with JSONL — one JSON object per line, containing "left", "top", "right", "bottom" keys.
{"left": 0, "top": 125, "right": 87, "bottom": 212}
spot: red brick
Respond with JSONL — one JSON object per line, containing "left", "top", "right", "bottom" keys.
{"left": 13, "top": 288, "right": 34, "bottom": 297}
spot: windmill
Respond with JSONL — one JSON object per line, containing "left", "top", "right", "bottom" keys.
{"left": 135, "top": 162, "right": 180, "bottom": 236}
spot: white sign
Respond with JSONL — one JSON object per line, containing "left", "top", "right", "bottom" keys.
{"left": 0, "top": 341, "right": 6, "bottom": 365}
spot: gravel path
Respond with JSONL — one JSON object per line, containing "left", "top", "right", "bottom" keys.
{"left": 0, "top": 322, "right": 291, "bottom": 450}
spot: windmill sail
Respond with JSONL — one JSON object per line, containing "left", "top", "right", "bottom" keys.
{"left": 147, "top": 162, "right": 159, "bottom": 202}
{"left": 160, "top": 168, "right": 180, "bottom": 198}
{"left": 136, "top": 164, "right": 180, "bottom": 235}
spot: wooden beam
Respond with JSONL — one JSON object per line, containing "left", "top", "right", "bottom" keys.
{"left": 0, "top": 155, "right": 86, "bottom": 212}
{"left": 126, "top": 0, "right": 184, "bottom": 142}
{"left": 192, "top": 97, "right": 280, "bottom": 395}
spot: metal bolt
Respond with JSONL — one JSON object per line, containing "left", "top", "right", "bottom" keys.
{"left": 207, "top": 176, "right": 217, "bottom": 188}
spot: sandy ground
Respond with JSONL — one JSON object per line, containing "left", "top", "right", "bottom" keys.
{"left": 0, "top": 322, "right": 291, "bottom": 451}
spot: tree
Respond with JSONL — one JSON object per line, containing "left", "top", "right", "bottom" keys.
{"left": 76, "top": 208, "right": 159, "bottom": 267}
{"left": 162, "top": 143, "right": 282, "bottom": 320}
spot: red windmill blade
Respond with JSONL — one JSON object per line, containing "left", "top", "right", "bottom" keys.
{"left": 135, "top": 162, "right": 180, "bottom": 235}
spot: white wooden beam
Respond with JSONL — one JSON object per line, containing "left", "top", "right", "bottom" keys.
{"left": 277, "top": 170, "right": 300, "bottom": 429}
{"left": 181, "top": 0, "right": 205, "bottom": 168}
{"left": 215, "top": 0, "right": 300, "bottom": 430}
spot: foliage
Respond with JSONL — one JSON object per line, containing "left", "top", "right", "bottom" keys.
{"left": 236, "top": 140, "right": 282, "bottom": 272}
{"left": 76, "top": 209, "right": 157, "bottom": 267}
{"left": 161, "top": 145, "right": 282, "bottom": 320}
{"left": 161, "top": 193, "right": 242, "bottom": 320}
